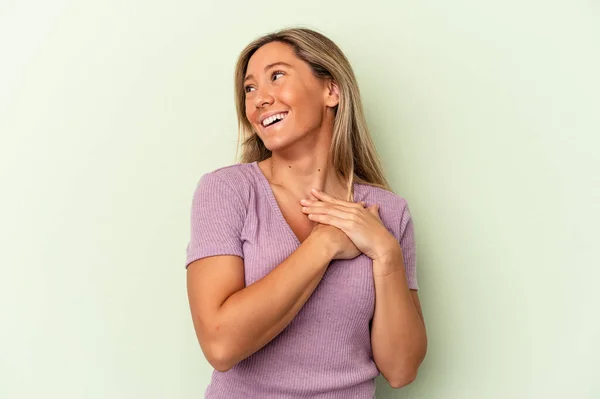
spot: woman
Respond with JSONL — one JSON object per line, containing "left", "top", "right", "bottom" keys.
{"left": 185, "top": 27, "right": 427, "bottom": 398}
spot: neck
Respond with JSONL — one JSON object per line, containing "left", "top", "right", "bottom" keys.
{"left": 268, "top": 155, "right": 345, "bottom": 199}
{"left": 262, "top": 111, "right": 350, "bottom": 200}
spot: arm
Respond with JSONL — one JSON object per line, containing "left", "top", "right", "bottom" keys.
{"left": 186, "top": 230, "right": 335, "bottom": 372}
{"left": 370, "top": 248, "right": 427, "bottom": 388}
{"left": 296, "top": 188, "right": 427, "bottom": 387}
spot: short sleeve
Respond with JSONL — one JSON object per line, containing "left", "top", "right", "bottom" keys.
{"left": 399, "top": 203, "right": 418, "bottom": 290}
{"left": 185, "top": 172, "right": 246, "bottom": 268}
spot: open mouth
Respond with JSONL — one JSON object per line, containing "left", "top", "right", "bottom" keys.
{"left": 262, "top": 112, "right": 288, "bottom": 129}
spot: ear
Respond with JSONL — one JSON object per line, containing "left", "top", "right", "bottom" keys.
{"left": 324, "top": 79, "right": 340, "bottom": 108}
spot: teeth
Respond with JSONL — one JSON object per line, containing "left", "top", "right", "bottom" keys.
{"left": 262, "top": 112, "right": 287, "bottom": 127}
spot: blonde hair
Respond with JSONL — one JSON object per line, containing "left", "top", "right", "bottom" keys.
{"left": 233, "top": 27, "right": 392, "bottom": 200}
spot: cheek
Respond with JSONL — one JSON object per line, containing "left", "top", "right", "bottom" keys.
{"left": 276, "top": 83, "right": 302, "bottom": 107}
{"left": 245, "top": 100, "right": 256, "bottom": 122}
{"left": 290, "top": 87, "right": 324, "bottom": 122}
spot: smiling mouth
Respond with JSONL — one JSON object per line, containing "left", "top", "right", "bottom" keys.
{"left": 266, "top": 119, "right": 283, "bottom": 128}
{"left": 261, "top": 112, "right": 289, "bottom": 128}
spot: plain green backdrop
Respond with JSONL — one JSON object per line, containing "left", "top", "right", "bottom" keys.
{"left": 1, "top": 0, "right": 598, "bottom": 398}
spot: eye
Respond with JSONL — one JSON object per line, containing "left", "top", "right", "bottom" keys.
{"left": 244, "top": 85, "right": 255, "bottom": 93}
{"left": 271, "top": 70, "right": 285, "bottom": 81}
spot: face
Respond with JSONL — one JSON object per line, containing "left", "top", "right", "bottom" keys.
{"left": 243, "top": 41, "right": 339, "bottom": 152}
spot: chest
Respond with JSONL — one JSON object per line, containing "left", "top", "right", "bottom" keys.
{"left": 270, "top": 185, "right": 315, "bottom": 244}
{"left": 239, "top": 186, "right": 376, "bottom": 322}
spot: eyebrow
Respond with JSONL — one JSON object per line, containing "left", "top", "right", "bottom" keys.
{"left": 244, "top": 62, "right": 293, "bottom": 83}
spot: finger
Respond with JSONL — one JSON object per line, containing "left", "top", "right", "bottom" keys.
{"left": 301, "top": 204, "right": 359, "bottom": 221}
{"left": 300, "top": 199, "right": 360, "bottom": 214}
{"left": 301, "top": 200, "right": 356, "bottom": 211}
{"left": 310, "top": 188, "right": 351, "bottom": 206}
{"left": 368, "top": 205, "right": 384, "bottom": 222}
{"left": 367, "top": 204, "right": 380, "bottom": 215}
{"left": 309, "top": 189, "right": 364, "bottom": 209}
{"left": 307, "top": 213, "right": 352, "bottom": 230}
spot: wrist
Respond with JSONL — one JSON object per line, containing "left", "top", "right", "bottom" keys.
{"left": 373, "top": 239, "right": 402, "bottom": 263}
{"left": 372, "top": 244, "right": 404, "bottom": 275}
{"left": 308, "top": 229, "right": 337, "bottom": 262}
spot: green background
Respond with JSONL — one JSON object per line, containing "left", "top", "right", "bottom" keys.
{"left": 1, "top": 0, "right": 598, "bottom": 398}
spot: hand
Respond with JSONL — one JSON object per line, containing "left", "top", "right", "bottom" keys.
{"left": 301, "top": 188, "right": 399, "bottom": 260}
{"left": 309, "top": 214, "right": 362, "bottom": 261}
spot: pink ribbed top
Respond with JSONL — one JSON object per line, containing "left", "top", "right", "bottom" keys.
{"left": 185, "top": 161, "right": 418, "bottom": 398}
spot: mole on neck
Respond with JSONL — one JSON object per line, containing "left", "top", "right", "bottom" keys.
{"left": 267, "top": 158, "right": 348, "bottom": 201}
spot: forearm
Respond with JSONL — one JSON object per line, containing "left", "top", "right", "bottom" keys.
{"left": 371, "top": 249, "right": 427, "bottom": 387}
{"left": 213, "top": 232, "right": 334, "bottom": 370}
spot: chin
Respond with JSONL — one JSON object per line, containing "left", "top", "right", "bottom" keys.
{"left": 258, "top": 126, "right": 312, "bottom": 153}
{"left": 257, "top": 131, "right": 295, "bottom": 152}
{"left": 262, "top": 139, "right": 293, "bottom": 153}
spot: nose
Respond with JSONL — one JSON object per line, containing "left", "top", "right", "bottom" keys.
{"left": 254, "top": 86, "right": 274, "bottom": 109}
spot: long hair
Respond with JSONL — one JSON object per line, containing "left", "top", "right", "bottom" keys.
{"left": 233, "top": 27, "right": 391, "bottom": 201}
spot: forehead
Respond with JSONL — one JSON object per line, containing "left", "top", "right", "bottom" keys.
{"left": 246, "top": 41, "right": 298, "bottom": 73}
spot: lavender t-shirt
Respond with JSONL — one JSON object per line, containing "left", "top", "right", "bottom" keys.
{"left": 186, "top": 161, "right": 418, "bottom": 398}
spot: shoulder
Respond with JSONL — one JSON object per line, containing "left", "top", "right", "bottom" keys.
{"left": 195, "top": 162, "right": 257, "bottom": 202}
{"left": 200, "top": 162, "right": 254, "bottom": 185}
